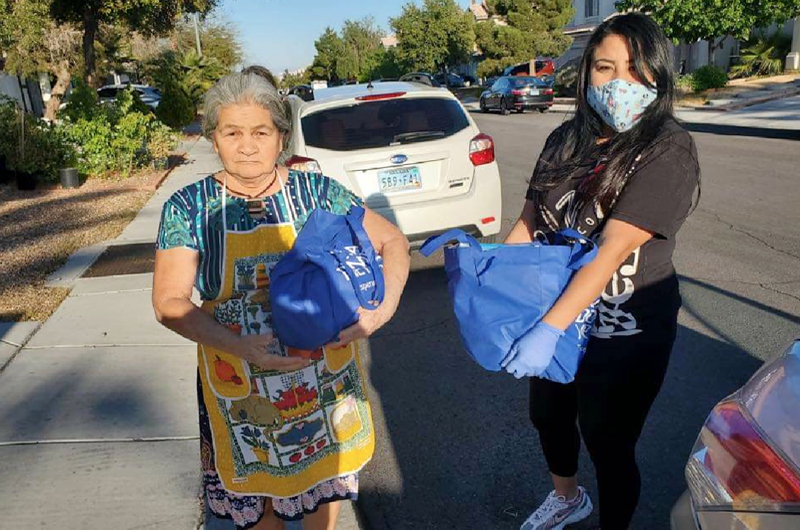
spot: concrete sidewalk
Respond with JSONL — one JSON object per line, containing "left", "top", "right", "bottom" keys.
{"left": 0, "top": 138, "right": 362, "bottom": 530}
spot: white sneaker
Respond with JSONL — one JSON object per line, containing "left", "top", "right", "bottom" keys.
{"left": 520, "top": 486, "right": 593, "bottom": 530}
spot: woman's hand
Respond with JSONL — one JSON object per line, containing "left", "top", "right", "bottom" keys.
{"left": 327, "top": 304, "right": 394, "bottom": 348}
{"left": 502, "top": 321, "right": 564, "bottom": 379}
{"left": 232, "top": 334, "right": 310, "bottom": 372}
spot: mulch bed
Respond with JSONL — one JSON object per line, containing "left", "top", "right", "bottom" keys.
{"left": 0, "top": 155, "right": 186, "bottom": 322}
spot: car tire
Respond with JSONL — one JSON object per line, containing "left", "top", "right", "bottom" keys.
{"left": 500, "top": 98, "right": 510, "bottom": 116}
{"left": 517, "top": 107, "right": 525, "bottom": 114}
{"left": 538, "top": 107, "right": 549, "bottom": 113}
{"left": 480, "top": 97, "right": 488, "bottom": 113}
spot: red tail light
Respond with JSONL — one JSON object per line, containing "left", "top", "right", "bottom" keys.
{"left": 469, "top": 133, "right": 495, "bottom": 166}
{"left": 511, "top": 89, "right": 525, "bottom": 96}
{"left": 543, "top": 88, "right": 554, "bottom": 95}
{"left": 687, "top": 400, "right": 800, "bottom": 509}
{"left": 355, "top": 91, "right": 406, "bottom": 101}
{"left": 284, "top": 155, "right": 321, "bottom": 173}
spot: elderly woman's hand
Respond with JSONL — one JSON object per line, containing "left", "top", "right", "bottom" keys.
{"left": 327, "top": 304, "right": 395, "bottom": 348}
{"left": 233, "top": 334, "right": 311, "bottom": 372}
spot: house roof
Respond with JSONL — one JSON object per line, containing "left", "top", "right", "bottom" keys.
{"left": 381, "top": 35, "right": 398, "bottom": 48}
{"left": 469, "top": 1, "right": 489, "bottom": 21}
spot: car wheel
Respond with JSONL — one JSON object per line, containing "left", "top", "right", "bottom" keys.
{"left": 500, "top": 98, "right": 510, "bottom": 116}
{"left": 538, "top": 107, "right": 549, "bottom": 113}
{"left": 480, "top": 97, "right": 488, "bottom": 113}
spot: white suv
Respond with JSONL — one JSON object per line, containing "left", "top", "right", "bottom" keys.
{"left": 285, "top": 82, "right": 502, "bottom": 245}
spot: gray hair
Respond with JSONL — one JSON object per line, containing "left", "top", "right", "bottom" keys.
{"left": 202, "top": 72, "right": 292, "bottom": 152}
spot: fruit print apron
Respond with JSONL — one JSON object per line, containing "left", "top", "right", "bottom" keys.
{"left": 197, "top": 174, "right": 375, "bottom": 498}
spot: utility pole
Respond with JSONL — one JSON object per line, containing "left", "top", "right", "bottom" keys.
{"left": 193, "top": 13, "right": 203, "bottom": 57}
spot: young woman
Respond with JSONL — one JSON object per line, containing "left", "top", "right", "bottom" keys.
{"left": 502, "top": 13, "right": 700, "bottom": 530}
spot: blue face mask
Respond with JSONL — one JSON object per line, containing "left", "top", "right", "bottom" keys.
{"left": 587, "top": 79, "right": 657, "bottom": 132}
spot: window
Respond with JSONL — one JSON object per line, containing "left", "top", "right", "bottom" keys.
{"left": 301, "top": 97, "right": 469, "bottom": 152}
{"left": 585, "top": 0, "right": 599, "bottom": 18}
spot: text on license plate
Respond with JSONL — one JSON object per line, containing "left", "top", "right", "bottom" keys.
{"left": 378, "top": 166, "right": 421, "bottom": 192}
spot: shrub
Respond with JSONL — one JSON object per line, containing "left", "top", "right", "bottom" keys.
{"left": 147, "top": 123, "right": 179, "bottom": 167}
{"left": 677, "top": 74, "right": 694, "bottom": 91}
{"left": 691, "top": 65, "right": 728, "bottom": 92}
{"left": 60, "top": 79, "right": 100, "bottom": 122}
{"left": 60, "top": 87, "right": 176, "bottom": 178}
{"left": 0, "top": 97, "right": 75, "bottom": 182}
{"left": 155, "top": 83, "right": 196, "bottom": 129}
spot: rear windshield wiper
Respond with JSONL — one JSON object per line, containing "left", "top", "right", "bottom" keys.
{"left": 391, "top": 131, "right": 446, "bottom": 144}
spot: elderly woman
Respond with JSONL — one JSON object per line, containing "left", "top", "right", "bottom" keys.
{"left": 152, "top": 73, "right": 410, "bottom": 529}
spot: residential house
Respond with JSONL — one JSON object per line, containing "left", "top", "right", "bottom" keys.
{"left": 560, "top": 1, "right": 799, "bottom": 74}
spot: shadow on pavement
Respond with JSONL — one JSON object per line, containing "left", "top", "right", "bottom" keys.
{"left": 683, "top": 122, "right": 800, "bottom": 141}
{"left": 357, "top": 267, "right": 765, "bottom": 530}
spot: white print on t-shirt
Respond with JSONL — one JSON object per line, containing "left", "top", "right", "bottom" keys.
{"left": 593, "top": 247, "right": 643, "bottom": 338}
{"left": 537, "top": 187, "right": 644, "bottom": 339}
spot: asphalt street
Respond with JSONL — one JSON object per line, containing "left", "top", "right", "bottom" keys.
{"left": 355, "top": 110, "right": 800, "bottom": 529}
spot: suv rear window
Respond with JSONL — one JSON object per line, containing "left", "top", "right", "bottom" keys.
{"left": 301, "top": 97, "right": 469, "bottom": 151}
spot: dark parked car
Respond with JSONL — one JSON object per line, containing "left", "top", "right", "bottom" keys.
{"left": 399, "top": 72, "right": 442, "bottom": 88}
{"left": 434, "top": 72, "right": 465, "bottom": 88}
{"left": 289, "top": 84, "right": 314, "bottom": 102}
{"left": 671, "top": 339, "right": 800, "bottom": 530}
{"left": 479, "top": 76, "right": 554, "bottom": 115}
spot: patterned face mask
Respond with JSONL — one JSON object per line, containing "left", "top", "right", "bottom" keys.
{"left": 587, "top": 78, "right": 657, "bottom": 132}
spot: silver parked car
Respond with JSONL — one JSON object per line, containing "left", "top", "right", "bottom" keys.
{"left": 671, "top": 339, "right": 800, "bottom": 529}
{"left": 97, "top": 84, "right": 161, "bottom": 110}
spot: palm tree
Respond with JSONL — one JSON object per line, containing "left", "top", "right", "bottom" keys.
{"left": 730, "top": 32, "right": 792, "bottom": 79}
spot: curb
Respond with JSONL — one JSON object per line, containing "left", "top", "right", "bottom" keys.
{"left": 0, "top": 321, "right": 42, "bottom": 373}
{"left": 682, "top": 87, "right": 800, "bottom": 112}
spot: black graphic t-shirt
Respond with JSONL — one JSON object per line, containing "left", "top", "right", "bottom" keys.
{"left": 526, "top": 118, "right": 699, "bottom": 339}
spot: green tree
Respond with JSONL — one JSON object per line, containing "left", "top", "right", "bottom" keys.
{"left": 49, "top": 0, "right": 218, "bottom": 86}
{"left": 0, "top": 0, "right": 82, "bottom": 120}
{"left": 363, "top": 46, "right": 404, "bottom": 81}
{"left": 390, "top": 0, "right": 475, "bottom": 74}
{"left": 309, "top": 27, "right": 344, "bottom": 82}
{"left": 279, "top": 69, "right": 311, "bottom": 90}
{"left": 615, "top": 0, "right": 800, "bottom": 66}
{"left": 337, "top": 17, "right": 383, "bottom": 81}
{"left": 174, "top": 17, "right": 242, "bottom": 72}
{"left": 475, "top": 0, "right": 573, "bottom": 78}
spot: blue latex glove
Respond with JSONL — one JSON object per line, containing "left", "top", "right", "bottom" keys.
{"left": 502, "top": 322, "right": 564, "bottom": 379}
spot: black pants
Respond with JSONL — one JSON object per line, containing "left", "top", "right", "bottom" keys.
{"left": 529, "top": 313, "right": 678, "bottom": 529}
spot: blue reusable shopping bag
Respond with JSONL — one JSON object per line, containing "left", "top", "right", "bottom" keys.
{"left": 419, "top": 229, "right": 598, "bottom": 382}
{"left": 270, "top": 206, "right": 385, "bottom": 350}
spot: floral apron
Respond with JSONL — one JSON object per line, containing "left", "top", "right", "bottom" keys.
{"left": 198, "top": 175, "right": 375, "bottom": 498}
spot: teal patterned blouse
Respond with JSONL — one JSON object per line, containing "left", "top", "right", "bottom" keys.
{"left": 157, "top": 171, "right": 363, "bottom": 301}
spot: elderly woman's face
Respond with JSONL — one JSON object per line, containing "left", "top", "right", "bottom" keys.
{"left": 212, "top": 103, "right": 283, "bottom": 181}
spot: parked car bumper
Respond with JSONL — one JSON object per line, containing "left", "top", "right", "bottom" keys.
{"left": 671, "top": 490, "right": 699, "bottom": 530}
{"left": 371, "top": 163, "right": 502, "bottom": 245}
{"left": 513, "top": 95, "right": 554, "bottom": 109}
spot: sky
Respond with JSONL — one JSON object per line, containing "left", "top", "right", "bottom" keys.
{"left": 216, "top": 0, "right": 474, "bottom": 74}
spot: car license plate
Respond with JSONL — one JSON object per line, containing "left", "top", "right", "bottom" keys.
{"left": 378, "top": 166, "right": 421, "bottom": 192}
{"left": 530, "top": 88, "right": 540, "bottom": 96}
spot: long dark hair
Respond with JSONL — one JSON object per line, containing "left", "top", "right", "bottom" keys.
{"left": 531, "top": 13, "right": 678, "bottom": 212}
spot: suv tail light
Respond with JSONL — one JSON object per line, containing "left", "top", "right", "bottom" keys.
{"left": 511, "top": 89, "right": 525, "bottom": 95}
{"left": 686, "top": 400, "right": 800, "bottom": 512}
{"left": 543, "top": 88, "right": 554, "bottom": 95}
{"left": 285, "top": 155, "right": 321, "bottom": 173}
{"left": 469, "top": 133, "right": 495, "bottom": 166}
